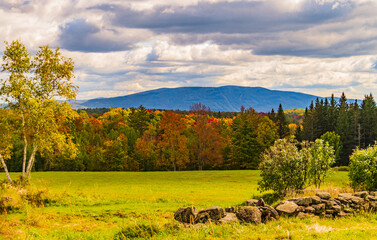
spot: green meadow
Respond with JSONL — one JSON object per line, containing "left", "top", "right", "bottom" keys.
{"left": 2, "top": 170, "right": 377, "bottom": 239}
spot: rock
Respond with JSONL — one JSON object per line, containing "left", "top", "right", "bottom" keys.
{"left": 370, "top": 201, "right": 377, "bottom": 210}
{"left": 338, "top": 193, "right": 353, "bottom": 198}
{"left": 326, "top": 209, "right": 335, "bottom": 215}
{"left": 195, "top": 211, "right": 210, "bottom": 223}
{"left": 354, "top": 191, "right": 368, "bottom": 199}
{"left": 289, "top": 197, "right": 312, "bottom": 206}
{"left": 225, "top": 206, "right": 237, "bottom": 213}
{"left": 316, "top": 192, "right": 331, "bottom": 200}
{"left": 296, "top": 212, "right": 308, "bottom": 219}
{"left": 275, "top": 201, "right": 298, "bottom": 215}
{"left": 259, "top": 205, "right": 279, "bottom": 222}
{"left": 310, "top": 196, "right": 322, "bottom": 204}
{"left": 370, "top": 191, "right": 377, "bottom": 196}
{"left": 174, "top": 206, "right": 198, "bottom": 223}
{"left": 220, "top": 213, "right": 238, "bottom": 224}
{"left": 311, "top": 204, "right": 326, "bottom": 214}
{"left": 304, "top": 206, "right": 315, "bottom": 214}
{"left": 332, "top": 205, "right": 342, "bottom": 213}
{"left": 246, "top": 199, "right": 259, "bottom": 206}
{"left": 236, "top": 206, "right": 262, "bottom": 224}
{"left": 198, "top": 206, "right": 225, "bottom": 221}
{"left": 338, "top": 211, "right": 351, "bottom": 217}
{"left": 368, "top": 195, "right": 377, "bottom": 201}
{"left": 257, "top": 198, "right": 266, "bottom": 207}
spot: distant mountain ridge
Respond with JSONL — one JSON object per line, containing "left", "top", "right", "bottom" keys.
{"left": 78, "top": 86, "right": 335, "bottom": 112}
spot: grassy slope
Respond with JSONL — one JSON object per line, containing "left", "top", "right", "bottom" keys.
{"left": 1, "top": 170, "right": 376, "bottom": 239}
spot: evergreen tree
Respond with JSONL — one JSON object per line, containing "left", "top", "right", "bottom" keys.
{"left": 335, "top": 93, "right": 353, "bottom": 165}
{"left": 276, "top": 104, "right": 289, "bottom": 138}
{"left": 360, "top": 94, "right": 377, "bottom": 148}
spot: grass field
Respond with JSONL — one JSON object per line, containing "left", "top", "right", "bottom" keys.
{"left": 2, "top": 170, "right": 377, "bottom": 239}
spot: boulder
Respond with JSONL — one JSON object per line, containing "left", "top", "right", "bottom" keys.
{"left": 174, "top": 206, "right": 198, "bottom": 223}
{"left": 311, "top": 204, "right": 326, "bottom": 214}
{"left": 259, "top": 205, "right": 279, "bottom": 222}
{"left": 246, "top": 199, "right": 259, "bottom": 206}
{"left": 296, "top": 212, "right": 308, "bottom": 219}
{"left": 236, "top": 206, "right": 262, "bottom": 224}
{"left": 275, "top": 201, "right": 298, "bottom": 215}
{"left": 304, "top": 206, "right": 315, "bottom": 214}
{"left": 225, "top": 206, "right": 237, "bottom": 213}
{"left": 332, "top": 205, "right": 342, "bottom": 213}
{"left": 195, "top": 211, "right": 210, "bottom": 223}
{"left": 288, "top": 197, "right": 312, "bottom": 206}
{"left": 198, "top": 206, "right": 225, "bottom": 221}
{"left": 220, "top": 213, "right": 239, "bottom": 224}
{"left": 257, "top": 198, "right": 266, "bottom": 207}
{"left": 370, "top": 191, "right": 377, "bottom": 196}
{"left": 316, "top": 192, "right": 331, "bottom": 200}
{"left": 354, "top": 191, "right": 368, "bottom": 199}
{"left": 338, "top": 193, "right": 353, "bottom": 198}
{"left": 310, "top": 196, "right": 322, "bottom": 204}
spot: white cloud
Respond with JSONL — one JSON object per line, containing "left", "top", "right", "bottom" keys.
{"left": 0, "top": 0, "right": 377, "bottom": 101}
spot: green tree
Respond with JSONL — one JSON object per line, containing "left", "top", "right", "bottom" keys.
{"left": 231, "top": 107, "right": 277, "bottom": 169}
{"left": 0, "top": 40, "right": 78, "bottom": 183}
{"left": 308, "top": 139, "right": 335, "bottom": 188}
{"left": 335, "top": 93, "right": 352, "bottom": 165}
{"left": 276, "top": 104, "right": 289, "bottom": 138}
{"left": 360, "top": 94, "right": 377, "bottom": 148}
{"left": 320, "top": 131, "right": 342, "bottom": 166}
{"left": 258, "top": 138, "right": 309, "bottom": 195}
{"left": 349, "top": 143, "right": 377, "bottom": 191}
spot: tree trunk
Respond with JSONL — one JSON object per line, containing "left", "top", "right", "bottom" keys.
{"left": 22, "top": 113, "right": 28, "bottom": 180}
{"left": 26, "top": 144, "right": 38, "bottom": 178}
{"left": 0, "top": 154, "right": 13, "bottom": 185}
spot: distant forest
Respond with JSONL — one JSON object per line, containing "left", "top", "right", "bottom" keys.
{"left": 4, "top": 93, "right": 374, "bottom": 172}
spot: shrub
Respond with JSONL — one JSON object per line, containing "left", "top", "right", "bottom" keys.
{"left": 349, "top": 144, "right": 377, "bottom": 191}
{"left": 321, "top": 131, "right": 342, "bottom": 166}
{"left": 308, "top": 139, "right": 335, "bottom": 189}
{"left": 258, "top": 138, "right": 308, "bottom": 195}
{"left": 258, "top": 138, "right": 335, "bottom": 195}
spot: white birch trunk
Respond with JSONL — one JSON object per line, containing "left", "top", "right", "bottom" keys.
{"left": 0, "top": 153, "right": 13, "bottom": 185}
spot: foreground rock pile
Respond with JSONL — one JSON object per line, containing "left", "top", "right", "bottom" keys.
{"left": 174, "top": 191, "right": 377, "bottom": 224}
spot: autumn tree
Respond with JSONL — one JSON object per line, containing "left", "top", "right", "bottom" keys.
{"left": 0, "top": 40, "right": 78, "bottom": 183}
{"left": 157, "top": 111, "right": 189, "bottom": 171}
{"left": 0, "top": 108, "right": 17, "bottom": 184}
{"left": 189, "top": 103, "right": 224, "bottom": 170}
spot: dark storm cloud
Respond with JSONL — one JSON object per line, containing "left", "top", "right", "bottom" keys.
{"left": 107, "top": 1, "right": 351, "bottom": 34}
{"left": 86, "top": 0, "right": 377, "bottom": 58}
{"left": 58, "top": 19, "right": 131, "bottom": 52}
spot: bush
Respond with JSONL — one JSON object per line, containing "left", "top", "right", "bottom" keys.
{"left": 258, "top": 138, "right": 335, "bottom": 195}
{"left": 308, "top": 139, "right": 335, "bottom": 188}
{"left": 349, "top": 144, "right": 377, "bottom": 191}
{"left": 258, "top": 138, "right": 308, "bottom": 195}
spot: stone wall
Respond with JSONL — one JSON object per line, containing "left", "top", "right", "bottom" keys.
{"left": 174, "top": 191, "right": 377, "bottom": 224}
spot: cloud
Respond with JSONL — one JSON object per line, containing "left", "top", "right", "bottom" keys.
{"left": 1, "top": 0, "right": 377, "bottom": 101}
{"left": 58, "top": 19, "right": 132, "bottom": 52}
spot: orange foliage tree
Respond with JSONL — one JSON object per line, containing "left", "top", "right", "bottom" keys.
{"left": 157, "top": 111, "right": 189, "bottom": 171}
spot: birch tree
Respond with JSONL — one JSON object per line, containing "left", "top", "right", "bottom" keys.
{"left": 0, "top": 40, "right": 78, "bottom": 184}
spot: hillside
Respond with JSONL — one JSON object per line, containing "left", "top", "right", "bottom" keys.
{"left": 80, "top": 86, "right": 325, "bottom": 112}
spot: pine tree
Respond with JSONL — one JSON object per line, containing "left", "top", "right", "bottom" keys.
{"left": 277, "top": 104, "right": 289, "bottom": 138}
{"left": 360, "top": 94, "right": 377, "bottom": 148}
{"left": 335, "top": 93, "right": 352, "bottom": 165}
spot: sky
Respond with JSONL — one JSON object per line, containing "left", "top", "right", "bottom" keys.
{"left": 1, "top": 0, "right": 377, "bottom": 100}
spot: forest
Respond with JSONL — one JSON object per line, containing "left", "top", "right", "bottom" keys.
{"left": 2, "top": 91, "right": 374, "bottom": 172}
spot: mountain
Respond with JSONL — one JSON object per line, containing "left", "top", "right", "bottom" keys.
{"left": 79, "top": 86, "right": 328, "bottom": 112}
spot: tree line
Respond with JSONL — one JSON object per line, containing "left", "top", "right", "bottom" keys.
{"left": 296, "top": 93, "right": 377, "bottom": 166}
{"left": 2, "top": 104, "right": 289, "bottom": 172}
